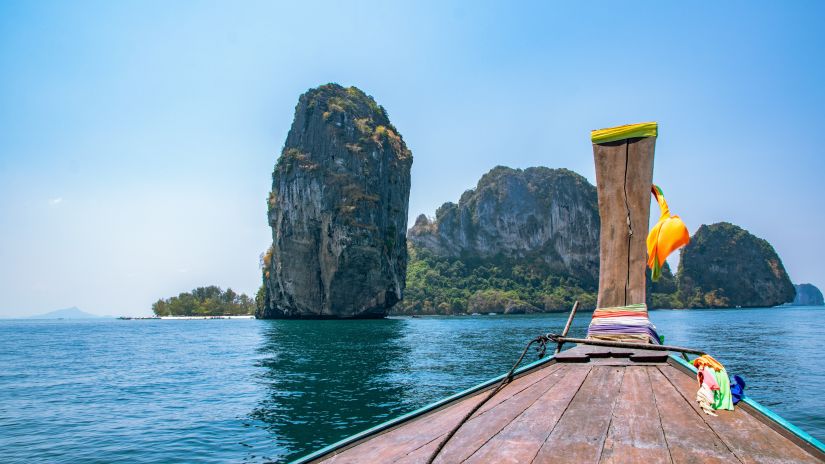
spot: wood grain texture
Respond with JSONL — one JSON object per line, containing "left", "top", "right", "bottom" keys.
{"left": 532, "top": 366, "right": 625, "bottom": 463}
{"left": 658, "top": 365, "right": 822, "bottom": 464}
{"left": 324, "top": 363, "right": 563, "bottom": 463}
{"left": 592, "top": 137, "right": 656, "bottom": 308}
{"left": 593, "top": 140, "right": 630, "bottom": 309}
{"left": 319, "top": 361, "right": 822, "bottom": 463}
{"left": 600, "top": 366, "right": 671, "bottom": 464}
{"left": 323, "top": 394, "right": 488, "bottom": 464}
{"left": 647, "top": 366, "right": 737, "bottom": 463}
{"left": 390, "top": 438, "right": 440, "bottom": 464}
{"left": 464, "top": 365, "right": 591, "bottom": 464}
{"left": 555, "top": 344, "right": 669, "bottom": 365}
{"left": 624, "top": 137, "right": 656, "bottom": 305}
{"left": 432, "top": 364, "right": 573, "bottom": 463}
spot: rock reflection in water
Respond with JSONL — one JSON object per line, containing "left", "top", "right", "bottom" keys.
{"left": 250, "top": 318, "right": 409, "bottom": 461}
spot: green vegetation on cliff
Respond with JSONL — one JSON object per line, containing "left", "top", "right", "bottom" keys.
{"left": 400, "top": 215, "right": 797, "bottom": 312}
{"left": 398, "top": 243, "right": 681, "bottom": 314}
{"left": 677, "top": 222, "right": 794, "bottom": 308}
{"left": 397, "top": 244, "right": 597, "bottom": 314}
{"left": 260, "top": 83, "right": 412, "bottom": 319}
{"left": 152, "top": 286, "right": 256, "bottom": 316}
{"left": 398, "top": 165, "right": 694, "bottom": 314}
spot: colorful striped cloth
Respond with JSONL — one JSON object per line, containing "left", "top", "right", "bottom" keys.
{"left": 586, "top": 303, "right": 661, "bottom": 344}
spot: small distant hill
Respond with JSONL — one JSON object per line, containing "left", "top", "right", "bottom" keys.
{"left": 792, "top": 283, "right": 824, "bottom": 306}
{"left": 30, "top": 307, "right": 102, "bottom": 319}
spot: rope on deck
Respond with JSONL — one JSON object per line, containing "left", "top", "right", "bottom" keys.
{"left": 426, "top": 333, "right": 705, "bottom": 463}
{"left": 426, "top": 334, "right": 550, "bottom": 464}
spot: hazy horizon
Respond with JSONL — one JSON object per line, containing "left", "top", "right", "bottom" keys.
{"left": 2, "top": 1, "right": 824, "bottom": 316}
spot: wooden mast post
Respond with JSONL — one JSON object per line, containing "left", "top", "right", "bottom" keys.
{"left": 591, "top": 123, "right": 657, "bottom": 309}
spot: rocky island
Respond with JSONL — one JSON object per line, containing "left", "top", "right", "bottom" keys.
{"left": 676, "top": 222, "right": 795, "bottom": 308}
{"left": 257, "top": 84, "right": 413, "bottom": 318}
{"left": 792, "top": 283, "right": 824, "bottom": 306}
{"left": 253, "top": 88, "right": 798, "bottom": 316}
{"left": 399, "top": 166, "right": 600, "bottom": 314}
{"left": 398, "top": 168, "right": 796, "bottom": 313}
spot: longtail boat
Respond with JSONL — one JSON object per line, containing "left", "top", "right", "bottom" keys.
{"left": 293, "top": 123, "right": 825, "bottom": 463}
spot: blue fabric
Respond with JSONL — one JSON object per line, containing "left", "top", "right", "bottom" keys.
{"left": 730, "top": 374, "right": 746, "bottom": 405}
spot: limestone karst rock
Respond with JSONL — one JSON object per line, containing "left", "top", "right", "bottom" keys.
{"left": 401, "top": 166, "right": 600, "bottom": 314}
{"left": 258, "top": 84, "right": 412, "bottom": 318}
{"left": 408, "top": 166, "right": 600, "bottom": 286}
{"left": 677, "top": 222, "right": 795, "bottom": 308}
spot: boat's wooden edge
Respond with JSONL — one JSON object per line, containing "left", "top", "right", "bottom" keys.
{"left": 290, "top": 353, "right": 559, "bottom": 464}
{"left": 667, "top": 355, "right": 825, "bottom": 461}
{"left": 290, "top": 350, "right": 825, "bottom": 464}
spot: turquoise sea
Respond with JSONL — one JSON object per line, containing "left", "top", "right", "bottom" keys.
{"left": 1, "top": 307, "right": 823, "bottom": 463}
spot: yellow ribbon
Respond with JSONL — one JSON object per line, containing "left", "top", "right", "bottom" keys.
{"left": 647, "top": 185, "right": 689, "bottom": 281}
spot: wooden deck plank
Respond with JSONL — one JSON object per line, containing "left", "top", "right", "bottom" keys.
{"left": 323, "top": 394, "right": 487, "bottom": 464}
{"left": 532, "top": 366, "right": 625, "bottom": 463}
{"left": 658, "top": 364, "right": 821, "bottom": 464}
{"left": 474, "top": 363, "right": 565, "bottom": 416}
{"left": 556, "top": 344, "right": 670, "bottom": 364}
{"left": 647, "top": 366, "right": 737, "bottom": 463}
{"left": 463, "top": 365, "right": 591, "bottom": 464}
{"left": 599, "top": 366, "right": 671, "bottom": 464}
{"left": 392, "top": 439, "right": 439, "bottom": 464}
{"left": 323, "top": 363, "right": 563, "bottom": 463}
{"left": 431, "top": 364, "right": 575, "bottom": 463}
{"left": 321, "top": 361, "right": 821, "bottom": 464}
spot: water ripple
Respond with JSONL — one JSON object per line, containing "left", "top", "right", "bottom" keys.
{"left": 1, "top": 308, "right": 823, "bottom": 462}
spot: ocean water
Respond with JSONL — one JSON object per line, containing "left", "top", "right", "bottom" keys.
{"left": 1, "top": 307, "right": 823, "bottom": 463}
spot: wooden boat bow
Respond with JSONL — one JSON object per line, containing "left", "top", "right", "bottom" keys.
{"left": 292, "top": 123, "right": 825, "bottom": 463}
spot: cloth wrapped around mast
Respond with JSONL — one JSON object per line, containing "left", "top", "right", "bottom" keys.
{"left": 586, "top": 303, "right": 661, "bottom": 344}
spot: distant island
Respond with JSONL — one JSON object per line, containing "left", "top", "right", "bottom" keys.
{"left": 791, "top": 283, "right": 824, "bottom": 306}
{"left": 29, "top": 306, "right": 104, "bottom": 319}
{"left": 152, "top": 286, "right": 256, "bottom": 317}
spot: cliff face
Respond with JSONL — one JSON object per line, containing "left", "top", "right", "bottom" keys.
{"left": 677, "top": 222, "right": 795, "bottom": 308}
{"left": 258, "top": 84, "right": 412, "bottom": 318}
{"left": 408, "top": 166, "right": 600, "bottom": 287}
{"left": 793, "top": 283, "right": 824, "bottom": 306}
{"left": 400, "top": 166, "right": 600, "bottom": 315}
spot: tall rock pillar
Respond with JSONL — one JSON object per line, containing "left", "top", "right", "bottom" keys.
{"left": 258, "top": 84, "right": 413, "bottom": 318}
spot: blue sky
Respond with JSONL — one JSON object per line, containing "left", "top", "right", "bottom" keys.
{"left": 1, "top": 1, "right": 823, "bottom": 316}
